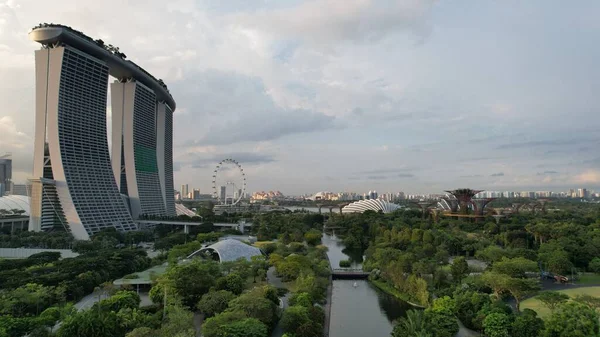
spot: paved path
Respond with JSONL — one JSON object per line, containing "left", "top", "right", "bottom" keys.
{"left": 193, "top": 312, "right": 204, "bottom": 337}
{"left": 267, "top": 266, "right": 289, "bottom": 337}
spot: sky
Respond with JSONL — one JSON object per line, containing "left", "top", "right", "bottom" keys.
{"left": 1, "top": 0, "right": 599, "bottom": 195}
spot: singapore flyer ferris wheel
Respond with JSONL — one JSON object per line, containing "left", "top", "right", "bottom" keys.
{"left": 212, "top": 158, "right": 246, "bottom": 206}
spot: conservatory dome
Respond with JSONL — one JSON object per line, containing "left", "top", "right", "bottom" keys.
{"left": 341, "top": 199, "right": 401, "bottom": 214}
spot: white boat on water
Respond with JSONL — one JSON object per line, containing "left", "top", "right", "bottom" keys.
{"left": 353, "top": 282, "right": 358, "bottom": 288}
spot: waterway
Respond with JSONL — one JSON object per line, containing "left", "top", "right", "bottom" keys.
{"left": 322, "top": 233, "right": 412, "bottom": 337}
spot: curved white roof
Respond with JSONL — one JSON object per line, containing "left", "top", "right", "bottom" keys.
{"left": 0, "top": 195, "right": 30, "bottom": 215}
{"left": 175, "top": 203, "right": 197, "bottom": 217}
{"left": 190, "top": 239, "right": 262, "bottom": 262}
{"left": 342, "top": 199, "right": 401, "bottom": 214}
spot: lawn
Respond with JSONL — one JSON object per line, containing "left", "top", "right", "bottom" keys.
{"left": 520, "top": 286, "right": 600, "bottom": 318}
{"left": 577, "top": 273, "right": 600, "bottom": 285}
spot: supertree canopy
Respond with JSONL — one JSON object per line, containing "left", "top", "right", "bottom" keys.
{"left": 445, "top": 189, "right": 483, "bottom": 215}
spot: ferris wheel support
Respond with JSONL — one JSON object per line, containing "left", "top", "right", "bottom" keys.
{"left": 212, "top": 159, "right": 246, "bottom": 206}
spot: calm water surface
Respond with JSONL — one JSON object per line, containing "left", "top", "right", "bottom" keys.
{"left": 321, "top": 233, "right": 412, "bottom": 337}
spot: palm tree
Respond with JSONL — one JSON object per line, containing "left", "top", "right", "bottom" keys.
{"left": 392, "top": 309, "right": 428, "bottom": 337}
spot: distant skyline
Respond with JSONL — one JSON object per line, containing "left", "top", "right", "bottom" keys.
{"left": 1, "top": 0, "right": 599, "bottom": 194}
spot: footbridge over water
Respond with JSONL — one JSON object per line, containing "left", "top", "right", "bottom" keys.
{"left": 331, "top": 268, "right": 370, "bottom": 280}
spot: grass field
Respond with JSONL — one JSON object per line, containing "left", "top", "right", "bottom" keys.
{"left": 577, "top": 273, "right": 600, "bottom": 285}
{"left": 520, "top": 286, "right": 600, "bottom": 318}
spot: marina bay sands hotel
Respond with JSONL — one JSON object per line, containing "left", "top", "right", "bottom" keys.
{"left": 28, "top": 24, "right": 176, "bottom": 240}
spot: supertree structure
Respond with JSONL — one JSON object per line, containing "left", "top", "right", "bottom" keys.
{"left": 471, "top": 198, "right": 496, "bottom": 216}
{"left": 410, "top": 200, "right": 436, "bottom": 219}
{"left": 442, "top": 197, "right": 460, "bottom": 213}
{"left": 444, "top": 189, "right": 483, "bottom": 215}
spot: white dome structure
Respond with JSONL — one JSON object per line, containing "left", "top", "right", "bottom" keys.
{"left": 188, "top": 239, "right": 262, "bottom": 262}
{"left": 342, "top": 199, "right": 401, "bottom": 214}
{"left": 0, "top": 195, "right": 30, "bottom": 215}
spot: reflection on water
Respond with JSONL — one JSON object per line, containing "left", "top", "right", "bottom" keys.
{"left": 321, "top": 232, "right": 364, "bottom": 268}
{"left": 322, "top": 233, "right": 411, "bottom": 337}
{"left": 329, "top": 280, "right": 411, "bottom": 337}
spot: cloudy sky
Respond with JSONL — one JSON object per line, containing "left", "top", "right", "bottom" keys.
{"left": 1, "top": 0, "right": 599, "bottom": 195}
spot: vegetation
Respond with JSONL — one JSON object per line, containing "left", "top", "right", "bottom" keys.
{"left": 314, "top": 200, "right": 600, "bottom": 336}
{"left": 1, "top": 199, "right": 599, "bottom": 337}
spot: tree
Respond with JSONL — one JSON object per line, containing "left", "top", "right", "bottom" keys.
{"left": 281, "top": 305, "right": 310, "bottom": 334}
{"left": 574, "top": 294, "right": 600, "bottom": 311}
{"left": 289, "top": 292, "right": 313, "bottom": 307}
{"left": 202, "top": 311, "right": 247, "bottom": 337}
{"left": 57, "top": 310, "right": 121, "bottom": 337}
{"left": 511, "top": 309, "right": 544, "bottom": 337}
{"left": 158, "top": 305, "right": 195, "bottom": 337}
{"left": 221, "top": 318, "right": 268, "bottom": 337}
{"left": 588, "top": 257, "right": 600, "bottom": 273}
{"left": 543, "top": 302, "right": 599, "bottom": 337}
{"left": 126, "top": 327, "right": 157, "bottom": 337}
{"left": 392, "top": 309, "right": 427, "bottom": 337}
{"left": 227, "top": 290, "right": 278, "bottom": 327}
{"left": 480, "top": 271, "right": 508, "bottom": 298}
{"left": 493, "top": 257, "right": 537, "bottom": 278}
{"left": 163, "top": 260, "right": 220, "bottom": 309}
{"left": 425, "top": 309, "right": 458, "bottom": 337}
{"left": 295, "top": 321, "right": 323, "bottom": 337}
{"left": 96, "top": 290, "right": 140, "bottom": 312}
{"left": 197, "top": 290, "right": 235, "bottom": 317}
{"left": 450, "top": 257, "right": 469, "bottom": 283}
{"left": 38, "top": 306, "right": 61, "bottom": 328}
{"left": 483, "top": 312, "right": 512, "bottom": 337}
{"left": 250, "top": 255, "right": 268, "bottom": 282}
{"left": 424, "top": 296, "right": 459, "bottom": 337}
{"left": 536, "top": 291, "right": 569, "bottom": 312}
{"left": 304, "top": 229, "right": 322, "bottom": 246}
{"left": 216, "top": 273, "right": 244, "bottom": 295}
{"left": 505, "top": 278, "right": 539, "bottom": 311}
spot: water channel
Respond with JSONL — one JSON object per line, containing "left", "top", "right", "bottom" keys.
{"left": 321, "top": 233, "right": 413, "bottom": 337}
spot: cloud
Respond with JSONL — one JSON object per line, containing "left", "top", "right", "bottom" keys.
{"left": 460, "top": 174, "right": 483, "bottom": 178}
{"left": 574, "top": 170, "right": 600, "bottom": 184}
{"left": 583, "top": 157, "right": 600, "bottom": 166}
{"left": 186, "top": 152, "right": 276, "bottom": 169}
{"left": 496, "top": 139, "right": 586, "bottom": 150}
{"left": 398, "top": 173, "right": 415, "bottom": 178}
{"left": 490, "top": 172, "right": 505, "bottom": 177}
{"left": 367, "top": 175, "right": 387, "bottom": 180}
{"left": 233, "top": 0, "right": 436, "bottom": 45}
{"left": 536, "top": 170, "right": 559, "bottom": 175}
{"left": 176, "top": 70, "right": 339, "bottom": 146}
{"left": 358, "top": 167, "right": 415, "bottom": 174}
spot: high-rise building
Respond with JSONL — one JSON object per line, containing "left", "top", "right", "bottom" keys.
{"left": 220, "top": 185, "right": 227, "bottom": 204}
{"left": 111, "top": 81, "right": 166, "bottom": 218}
{"left": 578, "top": 188, "right": 588, "bottom": 198}
{"left": 0, "top": 155, "right": 11, "bottom": 195}
{"left": 11, "top": 184, "right": 28, "bottom": 196}
{"left": 28, "top": 24, "right": 176, "bottom": 239}
{"left": 192, "top": 189, "right": 201, "bottom": 200}
{"left": 181, "top": 184, "right": 189, "bottom": 200}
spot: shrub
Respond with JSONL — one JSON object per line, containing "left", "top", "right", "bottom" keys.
{"left": 339, "top": 260, "right": 351, "bottom": 268}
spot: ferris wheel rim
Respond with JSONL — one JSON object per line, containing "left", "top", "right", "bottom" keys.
{"left": 212, "top": 158, "right": 247, "bottom": 206}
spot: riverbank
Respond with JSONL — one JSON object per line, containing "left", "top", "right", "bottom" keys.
{"left": 369, "top": 278, "right": 426, "bottom": 309}
{"left": 323, "top": 274, "right": 332, "bottom": 337}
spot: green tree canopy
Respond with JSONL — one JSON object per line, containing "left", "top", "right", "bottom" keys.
{"left": 483, "top": 312, "right": 512, "bottom": 337}
{"left": 197, "top": 290, "right": 235, "bottom": 317}
{"left": 536, "top": 291, "right": 569, "bottom": 312}
{"left": 511, "top": 309, "right": 544, "bottom": 337}
{"left": 543, "top": 301, "right": 599, "bottom": 337}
